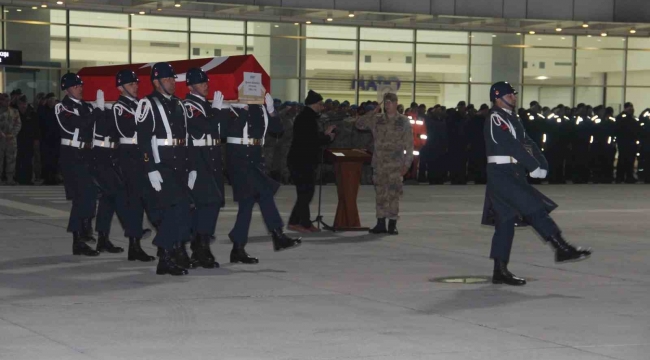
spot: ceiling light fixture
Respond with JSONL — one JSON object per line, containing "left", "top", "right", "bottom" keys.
{"left": 56, "top": 1, "right": 63, "bottom": 4}
{"left": 139, "top": 11, "right": 145, "bottom": 14}
{"left": 174, "top": 0, "right": 181, "bottom": 7}
{"left": 529, "top": 30, "right": 536, "bottom": 34}
{"left": 582, "top": 22, "right": 589, "bottom": 28}
{"left": 17, "top": 8, "right": 22, "bottom": 11}
{"left": 630, "top": 28, "right": 637, "bottom": 34}
{"left": 294, "top": 22, "right": 299, "bottom": 25}
{"left": 40, "top": 3, "right": 48, "bottom": 8}
{"left": 587, "top": 34, "right": 592, "bottom": 37}
{"left": 306, "top": 20, "right": 311, "bottom": 24}
{"left": 601, "top": 32, "right": 608, "bottom": 37}
{"left": 156, "top": 1, "right": 162, "bottom": 10}
{"left": 326, "top": 12, "right": 333, "bottom": 22}
{"left": 31, "top": 6, "right": 37, "bottom": 9}
{"left": 516, "top": 32, "right": 521, "bottom": 36}
{"left": 556, "top": 27, "right": 562, "bottom": 32}
{"left": 536, "top": 76, "right": 549, "bottom": 80}
{"left": 348, "top": 11, "right": 354, "bottom": 18}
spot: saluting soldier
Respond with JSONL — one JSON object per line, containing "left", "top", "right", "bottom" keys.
{"left": 136, "top": 62, "right": 195, "bottom": 276}
{"left": 111, "top": 69, "right": 156, "bottom": 262}
{"left": 182, "top": 67, "right": 224, "bottom": 269}
{"left": 482, "top": 82, "right": 592, "bottom": 286}
{"left": 222, "top": 92, "right": 301, "bottom": 264}
{"left": 55, "top": 73, "right": 101, "bottom": 256}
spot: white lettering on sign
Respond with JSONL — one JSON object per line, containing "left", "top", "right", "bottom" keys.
{"left": 242, "top": 72, "right": 262, "bottom": 97}
{"left": 0, "top": 52, "right": 9, "bottom": 57}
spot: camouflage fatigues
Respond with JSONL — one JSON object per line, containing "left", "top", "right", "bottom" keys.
{"left": 0, "top": 107, "right": 21, "bottom": 182}
{"left": 356, "top": 112, "right": 414, "bottom": 219}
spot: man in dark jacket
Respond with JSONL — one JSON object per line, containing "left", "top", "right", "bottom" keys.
{"left": 16, "top": 96, "right": 39, "bottom": 185}
{"left": 38, "top": 93, "right": 61, "bottom": 185}
{"left": 482, "top": 82, "right": 591, "bottom": 286}
{"left": 286, "top": 90, "right": 336, "bottom": 233}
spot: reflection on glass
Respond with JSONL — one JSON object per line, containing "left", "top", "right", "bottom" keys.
{"left": 305, "top": 25, "right": 357, "bottom": 40}
{"left": 522, "top": 86, "right": 572, "bottom": 109}
{"left": 417, "top": 30, "right": 469, "bottom": 44}
{"left": 361, "top": 27, "right": 413, "bottom": 42}
{"left": 576, "top": 49, "right": 624, "bottom": 86}
{"left": 626, "top": 51, "right": 650, "bottom": 86}
{"left": 247, "top": 22, "right": 300, "bottom": 36}
{"left": 69, "top": 26, "right": 128, "bottom": 68}
{"left": 360, "top": 42, "right": 413, "bottom": 82}
{"left": 70, "top": 11, "right": 128, "bottom": 27}
{"left": 524, "top": 35, "right": 573, "bottom": 48}
{"left": 523, "top": 48, "right": 572, "bottom": 85}
{"left": 416, "top": 44, "right": 468, "bottom": 82}
{"left": 247, "top": 36, "right": 299, "bottom": 77}
{"left": 131, "top": 14, "right": 188, "bottom": 31}
{"left": 190, "top": 34, "right": 244, "bottom": 58}
{"left": 416, "top": 83, "right": 467, "bottom": 108}
{"left": 131, "top": 30, "right": 188, "bottom": 63}
{"left": 303, "top": 79, "right": 356, "bottom": 104}
{"left": 304, "top": 39, "right": 356, "bottom": 79}
{"left": 191, "top": 19, "right": 244, "bottom": 34}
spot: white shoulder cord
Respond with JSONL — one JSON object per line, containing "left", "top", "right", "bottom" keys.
{"left": 54, "top": 103, "right": 77, "bottom": 135}
{"left": 490, "top": 112, "right": 516, "bottom": 144}
{"left": 183, "top": 100, "right": 206, "bottom": 140}
{"left": 179, "top": 99, "right": 189, "bottom": 143}
{"left": 113, "top": 102, "right": 136, "bottom": 139}
{"left": 135, "top": 98, "right": 155, "bottom": 133}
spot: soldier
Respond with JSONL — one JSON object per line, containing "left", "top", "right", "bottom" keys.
{"left": 572, "top": 106, "right": 595, "bottom": 184}
{"left": 447, "top": 101, "right": 469, "bottom": 185}
{"left": 38, "top": 93, "right": 61, "bottom": 185}
{"left": 0, "top": 94, "right": 21, "bottom": 185}
{"left": 55, "top": 73, "right": 101, "bottom": 256}
{"left": 136, "top": 62, "right": 194, "bottom": 276}
{"left": 356, "top": 92, "right": 414, "bottom": 235}
{"left": 183, "top": 67, "right": 224, "bottom": 268}
{"left": 466, "top": 104, "right": 489, "bottom": 184}
{"left": 221, "top": 92, "right": 301, "bottom": 265}
{"left": 15, "top": 95, "right": 39, "bottom": 185}
{"left": 615, "top": 102, "right": 639, "bottom": 184}
{"left": 482, "top": 82, "right": 591, "bottom": 286}
{"left": 639, "top": 108, "right": 650, "bottom": 183}
{"left": 112, "top": 69, "right": 156, "bottom": 262}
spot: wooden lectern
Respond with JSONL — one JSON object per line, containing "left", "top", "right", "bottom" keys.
{"left": 325, "top": 148, "right": 372, "bottom": 231}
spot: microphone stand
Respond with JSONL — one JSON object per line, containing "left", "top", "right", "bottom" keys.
{"left": 312, "top": 146, "right": 334, "bottom": 231}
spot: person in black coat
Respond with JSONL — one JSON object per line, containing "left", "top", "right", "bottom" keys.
{"left": 15, "top": 96, "right": 39, "bottom": 185}
{"left": 615, "top": 102, "right": 639, "bottom": 184}
{"left": 38, "top": 94, "right": 61, "bottom": 185}
{"left": 466, "top": 104, "right": 489, "bottom": 184}
{"left": 286, "top": 90, "right": 336, "bottom": 232}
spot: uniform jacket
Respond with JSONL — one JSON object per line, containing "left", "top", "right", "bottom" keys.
{"left": 114, "top": 96, "right": 148, "bottom": 201}
{"left": 0, "top": 106, "right": 21, "bottom": 140}
{"left": 481, "top": 106, "right": 557, "bottom": 226}
{"left": 91, "top": 104, "right": 123, "bottom": 196}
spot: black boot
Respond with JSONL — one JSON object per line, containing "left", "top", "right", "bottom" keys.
{"left": 190, "top": 234, "right": 219, "bottom": 269}
{"left": 72, "top": 232, "right": 100, "bottom": 256}
{"left": 128, "top": 237, "right": 156, "bottom": 262}
{"left": 270, "top": 228, "right": 302, "bottom": 252}
{"left": 492, "top": 260, "right": 526, "bottom": 286}
{"left": 96, "top": 232, "right": 124, "bottom": 253}
{"left": 387, "top": 219, "right": 399, "bottom": 235}
{"left": 81, "top": 218, "right": 97, "bottom": 243}
{"left": 230, "top": 244, "right": 259, "bottom": 264}
{"left": 547, "top": 233, "right": 592, "bottom": 263}
{"left": 369, "top": 218, "right": 387, "bottom": 234}
{"left": 156, "top": 248, "right": 188, "bottom": 276}
{"left": 172, "top": 241, "right": 198, "bottom": 269}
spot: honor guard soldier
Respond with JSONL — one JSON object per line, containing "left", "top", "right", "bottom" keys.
{"left": 481, "top": 82, "right": 592, "bottom": 286}
{"left": 111, "top": 69, "right": 156, "bottom": 262}
{"left": 182, "top": 67, "right": 223, "bottom": 268}
{"left": 222, "top": 92, "right": 301, "bottom": 264}
{"left": 56, "top": 73, "right": 101, "bottom": 256}
{"left": 136, "top": 62, "right": 195, "bottom": 276}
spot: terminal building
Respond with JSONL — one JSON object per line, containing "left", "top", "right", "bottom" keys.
{"left": 1, "top": 0, "right": 650, "bottom": 110}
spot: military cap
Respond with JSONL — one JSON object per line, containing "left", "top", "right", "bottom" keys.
{"left": 151, "top": 62, "right": 177, "bottom": 83}
{"left": 489, "top": 81, "right": 517, "bottom": 102}
{"left": 116, "top": 69, "right": 139, "bottom": 87}
{"left": 60, "top": 73, "right": 83, "bottom": 90}
{"left": 185, "top": 67, "right": 208, "bottom": 86}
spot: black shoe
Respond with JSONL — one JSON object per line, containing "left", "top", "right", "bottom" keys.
{"left": 156, "top": 248, "right": 188, "bottom": 276}
{"left": 81, "top": 218, "right": 97, "bottom": 244}
{"left": 387, "top": 219, "right": 399, "bottom": 235}
{"left": 141, "top": 228, "right": 153, "bottom": 240}
{"left": 369, "top": 218, "right": 387, "bottom": 234}
{"left": 190, "top": 234, "right": 219, "bottom": 269}
{"left": 96, "top": 232, "right": 124, "bottom": 253}
{"left": 492, "top": 260, "right": 526, "bottom": 286}
{"left": 128, "top": 237, "right": 156, "bottom": 262}
{"left": 172, "top": 241, "right": 198, "bottom": 269}
{"left": 72, "top": 232, "right": 100, "bottom": 256}
{"left": 547, "top": 233, "right": 592, "bottom": 263}
{"left": 230, "top": 246, "right": 259, "bottom": 264}
{"left": 270, "top": 228, "right": 302, "bottom": 252}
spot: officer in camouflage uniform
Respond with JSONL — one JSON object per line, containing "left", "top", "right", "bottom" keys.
{"left": 356, "top": 93, "right": 414, "bottom": 235}
{"left": 0, "top": 94, "right": 21, "bottom": 185}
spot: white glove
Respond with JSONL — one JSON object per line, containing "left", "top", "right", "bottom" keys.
{"left": 188, "top": 170, "right": 197, "bottom": 190}
{"left": 104, "top": 103, "right": 113, "bottom": 110}
{"left": 530, "top": 167, "right": 544, "bottom": 179}
{"left": 539, "top": 169, "right": 548, "bottom": 179}
{"left": 264, "top": 93, "right": 275, "bottom": 114}
{"left": 148, "top": 170, "right": 163, "bottom": 192}
{"left": 95, "top": 90, "right": 105, "bottom": 110}
{"left": 212, "top": 91, "right": 224, "bottom": 109}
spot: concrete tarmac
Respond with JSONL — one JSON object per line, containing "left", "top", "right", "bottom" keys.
{"left": 0, "top": 184, "right": 647, "bottom": 360}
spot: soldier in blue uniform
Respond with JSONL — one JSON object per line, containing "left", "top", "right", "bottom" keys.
{"left": 183, "top": 67, "right": 224, "bottom": 269}
{"left": 112, "top": 69, "right": 156, "bottom": 262}
{"left": 221, "top": 92, "right": 301, "bottom": 264}
{"left": 136, "top": 62, "right": 195, "bottom": 276}
{"left": 56, "top": 73, "right": 101, "bottom": 256}
{"left": 481, "top": 82, "right": 592, "bottom": 286}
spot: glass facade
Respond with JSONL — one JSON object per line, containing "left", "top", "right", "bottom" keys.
{"left": 2, "top": 6, "right": 650, "bottom": 112}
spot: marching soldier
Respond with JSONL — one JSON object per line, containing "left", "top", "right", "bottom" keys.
{"left": 183, "top": 67, "right": 223, "bottom": 269}
{"left": 56, "top": 73, "right": 100, "bottom": 256}
{"left": 482, "top": 82, "right": 591, "bottom": 286}
{"left": 136, "top": 62, "right": 195, "bottom": 276}
{"left": 111, "top": 69, "right": 156, "bottom": 262}
{"left": 222, "top": 92, "right": 302, "bottom": 264}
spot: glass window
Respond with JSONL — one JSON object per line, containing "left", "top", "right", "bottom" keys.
{"left": 417, "top": 30, "right": 468, "bottom": 44}
{"left": 247, "top": 22, "right": 300, "bottom": 36}
{"left": 70, "top": 26, "right": 128, "bottom": 68}
{"left": 416, "top": 83, "right": 467, "bottom": 108}
{"left": 628, "top": 37, "right": 650, "bottom": 49}
{"left": 522, "top": 86, "right": 572, "bottom": 109}
{"left": 304, "top": 39, "right": 356, "bottom": 79}
{"left": 190, "top": 34, "right": 244, "bottom": 58}
{"left": 361, "top": 27, "right": 413, "bottom": 42}
{"left": 271, "top": 79, "right": 300, "bottom": 102}
{"left": 626, "top": 51, "right": 650, "bottom": 87}
{"left": 470, "top": 84, "right": 492, "bottom": 107}
{"left": 50, "top": 9, "right": 66, "bottom": 24}
{"left": 4, "top": 68, "right": 64, "bottom": 102}
{"left": 191, "top": 18, "right": 244, "bottom": 34}
{"left": 6, "top": 22, "right": 65, "bottom": 66}
{"left": 3, "top": 6, "right": 57, "bottom": 23}
{"left": 524, "top": 35, "right": 573, "bottom": 48}
{"left": 576, "top": 49, "right": 624, "bottom": 86}
{"left": 131, "top": 14, "right": 187, "bottom": 31}
{"left": 131, "top": 30, "right": 188, "bottom": 63}
{"left": 523, "top": 48, "right": 572, "bottom": 85}
{"left": 472, "top": 33, "right": 521, "bottom": 46}
{"left": 360, "top": 42, "right": 413, "bottom": 82}
{"left": 577, "top": 35, "right": 626, "bottom": 49}
{"left": 305, "top": 25, "right": 357, "bottom": 40}
{"left": 247, "top": 36, "right": 299, "bottom": 78}
{"left": 606, "top": 87, "right": 624, "bottom": 113}
{"left": 575, "top": 87, "right": 604, "bottom": 106}
{"left": 303, "top": 79, "right": 356, "bottom": 104}
{"left": 625, "top": 88, "right": 650, "bottom": 110}
{"left": 416, "top": 44, "right": 468, "bottom": 83}
{"left": 360, "top": 81, "right": 413, "bottom": 106}
{"left": 470, "top": 45, "right": 522, "bottom": 84}
{"left": 70, "top": 11, "right": 128, "bottom": 27}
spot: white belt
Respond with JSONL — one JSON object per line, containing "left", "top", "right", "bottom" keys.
{"left": 227, "top": 137, "right": 264, "bottom": 146}
{"left": 193, "top": 139, "right": 221, "bottom": 147}
{"left": 61, "top": 139, "right": 92, "bottom": 149}
{"left": 119, "top": 137, "right": 138, "bottom": 145}
{"left": 488, "top": 156, "right": 518, "bottom": 164}
{"left": 93, "top": 139, "right": 117, "bottom": 149}
{"left": 156, "top": 138, "right": 186, "bottom": 146}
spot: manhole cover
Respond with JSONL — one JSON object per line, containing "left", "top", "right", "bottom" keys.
{"left": 429, "top": 276, "right": 491, "bottom": 284}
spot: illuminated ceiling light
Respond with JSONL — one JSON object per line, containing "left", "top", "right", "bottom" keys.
{"left": 3, "top": 9, "right": 8, "bottom": 12}
{"left": 156, "top": 1, "right": 162, "bottom": 10}
{"left": 587, "top": 34, "right": 592, "bottom": 37}
{"left": 529, "top": 30, "right": 536, "bottom": 34}
{"left": 274, "top": 24, "right": 279, "bottom": 28}
{"left": 326, "top": 12, "right": 333, "bottom": 22}
{"left": 305, "top": 20, "right": 311, "bottom": 24}
{"left": 139, "top": 11, "right": 145, "bottom": 14}
{"left": 294, "top": 22, "right": 299, "bottom": 25}
{"left": 630, "top": 28, "right": 637, "bottom": 34}
{"left": 31, "top": 6, "right": 37, "bottom": 9}
{"left": 516, "top": 32, "right": 521, "bottom": 36}
{"left": 348, "top": 11, "right": 355, "bottom": 18}
{"left": 327, "top": 17, "right": 333, "bottom": 22}
{"left": 130, "top": 13, "right": 135, "bottom": 16}
{"left": 41, "top": 3, "right": 48, "bottom": 8}
{"left": 492, "top": 34, "right": 497, "bottom": 37}
{"left": 56, "top": 0, "right": 63, "bottom": 4}
{"left": 16, "top": 9, "right": 22, "bottom": 11}
{"left": 536, "top": 76, "right": 550, "bottom": 80}
{"left": 561, "top": 37, "right": 566, "bottom": 40}
{"left": 601, "top": 32, "right": 608, "bottom": 37}
{"left": 582, "top": 22, "right": 589, "bottom": 28}
{"left": 556, "top": 26, "right": 562, "bottom": 32}
{"left": 174, "top": 0, "right": 181, "bottom": 7}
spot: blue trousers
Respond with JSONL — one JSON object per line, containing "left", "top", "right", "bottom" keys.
{"left": 229, "top": 193, "right": 283, "bottom": 246}
{"left": 67, "top": 183, "right": 97, "bottom": 233}
{"left": 490, "top": 210, "right": 560, "bottom": 262}
{"left": 192, "top": 203, "right": 220, "bottom": 236}
{"left": 152, "top": 199, "right": 191, "bottom": 250}
{"left": 95, "top": 189, "right": 141, "bottom": 238}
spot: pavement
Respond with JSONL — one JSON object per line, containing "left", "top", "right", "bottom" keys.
{"left": 0, "top": 184, "right": 648, "bottom": 360}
